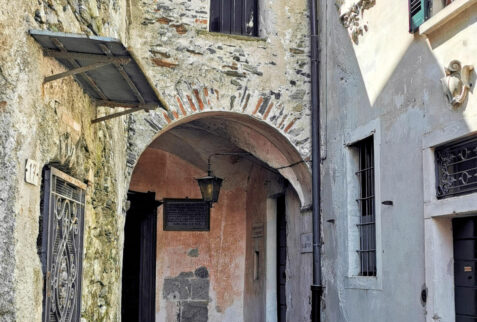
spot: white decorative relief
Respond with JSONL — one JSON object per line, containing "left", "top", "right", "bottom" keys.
{"left": 338, "top": 0, "right": 376, "bottom": 44}
{"left": 441, "top": 60, "right": 474, "bottom": 107}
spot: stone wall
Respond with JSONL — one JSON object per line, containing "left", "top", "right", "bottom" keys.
{"left": 0, "top": 0, "right": 129, "bottom": 321}
{"left": 0, "top": 0, "right": 314, "bottom": 320}
{"left": 126, "top": 0, "right": 313, "bottom": 175}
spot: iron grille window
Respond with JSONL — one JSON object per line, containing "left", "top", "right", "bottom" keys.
{"left": 210, "top": 0, "right": 258, "bottom": 36}
{"left": 354, "top": 136, "right": 376, "bottom": 277}
{"left": 435, "top": 135, "right": 477, "bottom": 199}
{"left": 39, "top": 167, "right": 86, "bottom": 322}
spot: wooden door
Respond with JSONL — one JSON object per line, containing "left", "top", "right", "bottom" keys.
{"left": 453, "top": 216, "right": 477, "bottom": 322}
{"left": 277, "top": 195, "right": 287, "bottom": 322}
{"left": 122, "top": 191, "right": 157, "bottom": 322}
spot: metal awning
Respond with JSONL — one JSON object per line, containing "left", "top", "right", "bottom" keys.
{"left": 29, "top": 30, "right": 168, "bottom": 123}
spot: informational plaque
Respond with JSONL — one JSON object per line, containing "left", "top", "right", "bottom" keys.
{"left": 252, "top": 223, "right": 264, "bottom": 238}
{"left": 301, "top": 233, "right": 313, "bottom": 253}
{"left": 163, "top": 199, "right": 210, "bottom": 231}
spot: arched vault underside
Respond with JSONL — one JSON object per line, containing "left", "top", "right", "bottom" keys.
{"left": 127, "top": 111, "right": 312, "bottom": 207}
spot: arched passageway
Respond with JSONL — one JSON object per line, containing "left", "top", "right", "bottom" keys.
{"left": 122, "top": 114, "right": 312, "bottom": 322}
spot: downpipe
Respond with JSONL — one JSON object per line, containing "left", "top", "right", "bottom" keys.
{"left": 309, "top": 0, "right": 323, "bottom": 321}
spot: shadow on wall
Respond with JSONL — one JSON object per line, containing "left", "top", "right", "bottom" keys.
{"left": 322, "top": 2, "right": 474, "bottom": 321}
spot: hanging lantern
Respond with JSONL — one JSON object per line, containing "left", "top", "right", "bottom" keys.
{"left": 196, "top": 175, "right": 223, "bottom": 203}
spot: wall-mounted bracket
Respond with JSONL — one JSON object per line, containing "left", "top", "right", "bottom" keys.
{"left": 30, "top": 29, "right": 168, "bottom": 121}
{"left": 91, "top": 104, "right": 157, "bottom": 124}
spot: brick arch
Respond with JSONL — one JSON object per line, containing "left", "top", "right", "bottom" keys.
{"left": 127, "top": 84, "right": 311, "bottom": 206}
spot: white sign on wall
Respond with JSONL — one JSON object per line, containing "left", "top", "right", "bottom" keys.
{"left": 25, "top": 159, "right": 40, "bottom": 186}
{"left": 301, "top": 233, "right": 313, "bottom": 253}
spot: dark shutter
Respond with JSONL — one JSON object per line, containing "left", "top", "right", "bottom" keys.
{"left": 409, "top": 0, "right": 428, "bottom": 32}
{"left": 221, "top": 0, "right": 232, "bottom": 34}
{"left": 232, "top": 0, "right": 244, "bottom": 34}
{"left": 210, "top": 0, "right": 258, "bottom": 36}
{"left": 210, "top": 0, "right": 221, "bottom": 33}
{"left": 40, "top": 167, "right": 86, "bottom": 322}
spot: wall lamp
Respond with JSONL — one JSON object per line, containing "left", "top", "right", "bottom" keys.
{"left": 196, "top": 153, "right": 249, "bottom": 204}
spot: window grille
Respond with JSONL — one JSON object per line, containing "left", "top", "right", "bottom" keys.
{"left": 354, "top": 137, "right": 376, "bottom": 277}
{"left": 209, "top": 0, "right": 258, "bottom": 36}
{"left": 435, "top": 135, "right": 477, "bottom": 199}
{"left": 39, "top": 167, "right": 86, "bottom": 322}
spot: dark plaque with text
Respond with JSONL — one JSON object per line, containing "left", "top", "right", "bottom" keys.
{"left": 163, "top": 199, "right": 210, "bottom": 231}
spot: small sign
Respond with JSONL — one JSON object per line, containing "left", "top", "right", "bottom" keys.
{"left": 301, "top": 233, "right": 313, "bottom": 253}
{"left": 163, "top": 199, "right": 210, "bottom": 231}
{"left": 252, "top": 223, "right": 264, "bottom": 238}
{"left": 464, "top": 266, "right": 473, "bottom": 272}
{"left": 25, "top": 159, "right": 40, "bottom": 186}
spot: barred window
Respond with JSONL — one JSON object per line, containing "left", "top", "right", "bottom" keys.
{"left": 209, "top": 0, "right": 258, "bottom": 36}
{"left": 353, "top": 136, "right": 376, "bottom": 277}
{"left": 435, "top": 135, "right": 477, "bottom": 199}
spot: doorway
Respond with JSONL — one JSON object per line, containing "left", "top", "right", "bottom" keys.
{"left": 277, "top": 195, "right": 287, "bottom": 322}
{"left": 121, "top": 191, "right": 157, "bottom": 322}
{"left": 453, "top": 216, "right": 477, "bottom": 321}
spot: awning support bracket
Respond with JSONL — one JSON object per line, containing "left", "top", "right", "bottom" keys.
{"left": 51, "top": 38, "right": 109, "bottom": 100}
{"left": 44, "top": 61, "right": 113, "bottom": 83}
{"left": 30, "top": 30, "right": 167, "bottom": 123}
{"left": 91, "top": 104, "right": 157, "bottom": 124}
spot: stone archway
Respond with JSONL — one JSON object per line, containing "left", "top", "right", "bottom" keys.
{"left": 127, "top": 108, "right": 312, "bottom": 207}
{"left": 122, "top": 109, "right": 313, "bottom": 322}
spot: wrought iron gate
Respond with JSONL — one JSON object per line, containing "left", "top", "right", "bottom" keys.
{"left": 40, "top": 167, "right": 86, "bottom": 322}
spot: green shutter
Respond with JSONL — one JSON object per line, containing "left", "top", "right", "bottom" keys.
{"left": 409, "top": 0, "right": 428, "bottom": 32}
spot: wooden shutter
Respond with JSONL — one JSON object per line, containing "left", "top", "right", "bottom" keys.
{"left": 210, "top": 0, "right": 221, "bottom": 33}
{"left": 409, "top": 0, "right": 428, "bottom": 32}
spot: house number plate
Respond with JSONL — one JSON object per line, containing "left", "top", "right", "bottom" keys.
{"left": 25, "top": 159, "right": 40, "bottom": 186}
{"left": 464, "top": 266, "right": 473, "bottom": 272}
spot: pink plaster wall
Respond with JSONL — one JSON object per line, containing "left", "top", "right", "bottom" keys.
{"left": 129, "top": 148, "right": 255, "bottom": 321}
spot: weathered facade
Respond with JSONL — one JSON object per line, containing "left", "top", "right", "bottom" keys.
{"left": 321, "top": 0, "right": 477, "bottom": 321}
{"left": 0, "top": 0, "right": 314, "bottom": 321}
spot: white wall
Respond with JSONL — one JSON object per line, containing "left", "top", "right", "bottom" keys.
{"left": 321, "top": 0, "right": 477, "bottom": 321}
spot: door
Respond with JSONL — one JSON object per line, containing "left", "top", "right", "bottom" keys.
{"left": 121, "top": 191, "right": 158, "bottom": 322}
{"left": 453, "top": 216, "right": 477, "bottom": 322}
{"left": 277, "top": 195, "right": 287, "bottom": 322}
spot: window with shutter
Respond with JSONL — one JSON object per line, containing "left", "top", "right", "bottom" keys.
{"left": 409, "top": 0, "right": 429, "bottom": 32}
{"left": 210, "top": 0, "right": 258, "bottom": 36}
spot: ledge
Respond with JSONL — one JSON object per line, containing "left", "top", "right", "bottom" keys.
{"left": 420, "top": 0, "right": 477, "bottom": 35}
{"left": 196, "top": 30, "right": 267, "bottom": 43}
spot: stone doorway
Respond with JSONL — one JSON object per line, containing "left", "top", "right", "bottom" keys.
{"left": 124, "top": 114, "right": 311, "bottom": 322}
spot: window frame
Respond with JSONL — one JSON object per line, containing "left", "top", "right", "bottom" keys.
{"left": 209, "top": 0, "right": 259, "bottom": 37}
{"left": 422, "top": 119, "right": 477, "bottom": 321}
{"left": 353, "top": 136, "right": 377, "bottom": 277}
{"left": 413, "top": 0, "right": 477, "bottom": 34}
{"left": 344, "top": 119, "right": 383, "bottom": 290}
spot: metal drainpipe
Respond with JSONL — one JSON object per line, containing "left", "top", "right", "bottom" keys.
{"left": 309, "top": 0, "right": 323, "bottom": 321}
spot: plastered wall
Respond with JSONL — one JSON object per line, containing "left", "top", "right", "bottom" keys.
{"left": 129, "top": 147, "right": 289, "bottom": 322}
{"left": 322, "top": 0, "right": 477, "bottom": 321}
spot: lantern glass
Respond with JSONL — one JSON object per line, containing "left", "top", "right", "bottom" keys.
{"left": 196, "top": 176, "right": 223, "bottom": 203}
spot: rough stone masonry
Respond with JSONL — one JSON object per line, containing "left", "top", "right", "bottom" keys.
{"left": 0, "top": 0, "right": 313, "bottom": 320}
